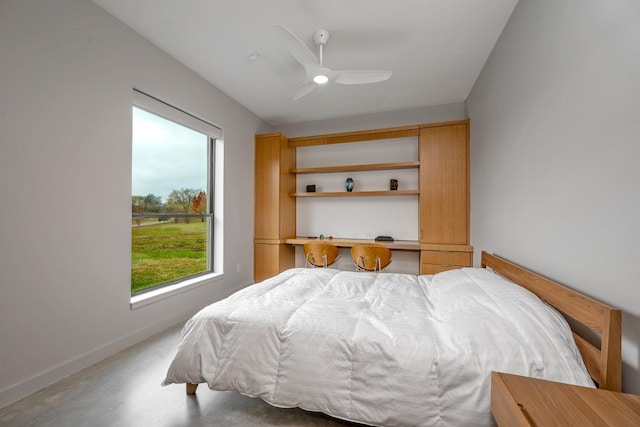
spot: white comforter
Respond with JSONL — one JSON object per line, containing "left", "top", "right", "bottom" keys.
{"left": 162, "top": 267, "right": 593, "bottom": 426}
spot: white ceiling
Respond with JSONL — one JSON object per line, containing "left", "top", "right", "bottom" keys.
{"left": 92, "top": 0, "right": 519, "bottom": 127}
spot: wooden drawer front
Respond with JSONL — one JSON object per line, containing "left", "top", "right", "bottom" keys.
{"left": 420, "top": 264, "right": 461, "bottom": 275}
{"left": 421, "top": 250, "right": 471, "bottom": 266}
{"left": 420, "top": 250, "right": 472, "bottom": 275}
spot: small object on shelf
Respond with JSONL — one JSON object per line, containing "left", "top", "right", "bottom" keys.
{"left": 345, "top": 177, "right": 354, "bottom": 192}
{"left": 306, "top": 184, "right": 316, "bottom": 192}
{"left": 319, "top": 233, "right": 325, "bottom": 240}
{"left": 390, "top": 179, "right": 398, "bottom": 191}
{"left": 374, "top": 235, "right": 394, "bottom": 242}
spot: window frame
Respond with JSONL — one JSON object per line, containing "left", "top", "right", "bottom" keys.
{"left": 130, "top": 90, "right": 222, "bottom": 304}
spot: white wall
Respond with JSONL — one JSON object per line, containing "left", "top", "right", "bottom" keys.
{"left": 0, "top": 0, "right": 268, "bottom": 407}
{"left": 295, "top": 137, "right": 420, "bottom": 274}
{"left": 467, "top": 0, "right": 640, "bottom": 393}
{"left": 277, "top": 102, "right": 466, "bottom": 138}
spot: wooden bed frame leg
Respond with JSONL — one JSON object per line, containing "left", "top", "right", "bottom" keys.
{"left": 186, "top": 383, "right": 198, "bottom": 395}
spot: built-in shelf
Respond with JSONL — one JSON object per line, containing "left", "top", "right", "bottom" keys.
{"left": 288, "top": 125, "right": 420, "bottom": 147}
{"left": 291, "top": 190, "right": 419, "bottom": 197}
{"left": 290, "top": 161, "right": 420, "bottom": 175}
{"left": 255, "top": 119, "right": 471, "bottom": 281}
{"left": 284, "top": 237, "right": 420, "bottom": 251}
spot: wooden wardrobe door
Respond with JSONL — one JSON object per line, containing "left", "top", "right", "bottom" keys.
{"left": 254, "top": 133, "right": 296, "bottom": 282}
{"left": 419, "top": 123, "right": 469, "bottom": 245}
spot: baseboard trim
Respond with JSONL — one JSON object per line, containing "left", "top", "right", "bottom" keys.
{"left": 0, "top": 284, "right": 244, "bottom": 409}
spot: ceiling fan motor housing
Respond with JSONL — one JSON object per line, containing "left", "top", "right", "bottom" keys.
{"left": 313, "top": 29, "right": 330, "bottom": 46}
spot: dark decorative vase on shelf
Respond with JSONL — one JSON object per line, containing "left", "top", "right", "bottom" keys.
{"left": 345, "top": 177, "right": 354, "bottom": 192}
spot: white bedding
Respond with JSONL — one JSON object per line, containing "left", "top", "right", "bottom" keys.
{"left": 162, "top": 267, "right": 593, "bottom": 426}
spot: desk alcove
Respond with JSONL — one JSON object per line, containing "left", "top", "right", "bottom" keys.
{"left": 286, "top": 237, "right": 422, "bottom": 274}
{"left": 254, "top": 121, "right": 473, "bottom": 282}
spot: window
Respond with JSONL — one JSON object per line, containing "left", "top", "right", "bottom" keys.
{"left": 131, "top": 90, "right": 221, "bottom": 296}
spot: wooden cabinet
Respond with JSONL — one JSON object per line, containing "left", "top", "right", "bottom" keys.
{"left": 254, "top": 133, "right": 296, "bottom": 240}
{"left": 254, "top": 133, "right": 296, "bottom": 282}
{"left": 254, "top": 242, "right": 294, "bottom": 283}
{"left": 491, "top": 372, "right": 640, "bottom": 426}
{"left": 419, "top": 121, "right": 472, "bottom": 272}
{"left": 254, "top": 121, "right": 473, "bottom": 280}
{"left": 419, "top": 121, "right": 469, "bottom": 245}
{"left": 420, "top": 245, "right": 473, "bottom": 274}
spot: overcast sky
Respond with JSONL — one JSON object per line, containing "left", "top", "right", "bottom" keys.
{"left": 131, "top": 107, "right": 208, "bottom": 202}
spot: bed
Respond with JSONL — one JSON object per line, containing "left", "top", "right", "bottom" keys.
{"left": 162, "top": 251, "right": 622, "bottom": 426}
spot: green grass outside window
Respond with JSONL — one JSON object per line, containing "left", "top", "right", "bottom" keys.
{"left": 131, "top": 221, "right": 208, "bottom": 293}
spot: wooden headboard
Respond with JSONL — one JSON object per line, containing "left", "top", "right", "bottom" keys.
{"left": 481, "top": 251, "right": 622, "bottom": 391}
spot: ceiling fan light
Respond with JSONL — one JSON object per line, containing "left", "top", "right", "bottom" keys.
{"left": 313, "top": 74, "right": 329, "bottom": 84}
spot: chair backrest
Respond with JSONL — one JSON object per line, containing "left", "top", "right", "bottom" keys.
{"left": 303, "top": 243, "right": 340, "bottom": 268}
{"left": 351, "top": 245, "right": 392, "bottom": 272}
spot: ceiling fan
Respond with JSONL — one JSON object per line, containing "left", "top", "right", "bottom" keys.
{"left": 275, "top": 25, "right": 393, "bottom": 101}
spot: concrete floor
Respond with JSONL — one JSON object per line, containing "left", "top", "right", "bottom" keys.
{"left": 0, "top": 324, "right": 363, "bottom": 427}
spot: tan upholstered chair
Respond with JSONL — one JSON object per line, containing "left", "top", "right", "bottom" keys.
{"left": 303, "top": 243, "right": 340, "bottom": 268}
{"left": 351, "top": 245, "right": 392, "bottom": 272}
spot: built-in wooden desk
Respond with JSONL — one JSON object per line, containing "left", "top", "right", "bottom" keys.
{"left": 285, "top": 238, "right": 473, "bottom": 274}
{"left": 284, "top": 237, "right": 420, "bottom": 251}
{"left": 491, "top": 372, "right": 640, "bottom": 426}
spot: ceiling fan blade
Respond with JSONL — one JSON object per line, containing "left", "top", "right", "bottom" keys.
{"left": 333, "top": 70, "right": 393, "bottom": 85}
{"left": 274, "top": 25, "right": 318, "bottom": 67}
{"left": 290, "top": 82, "right": 316, "bottom": 101}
